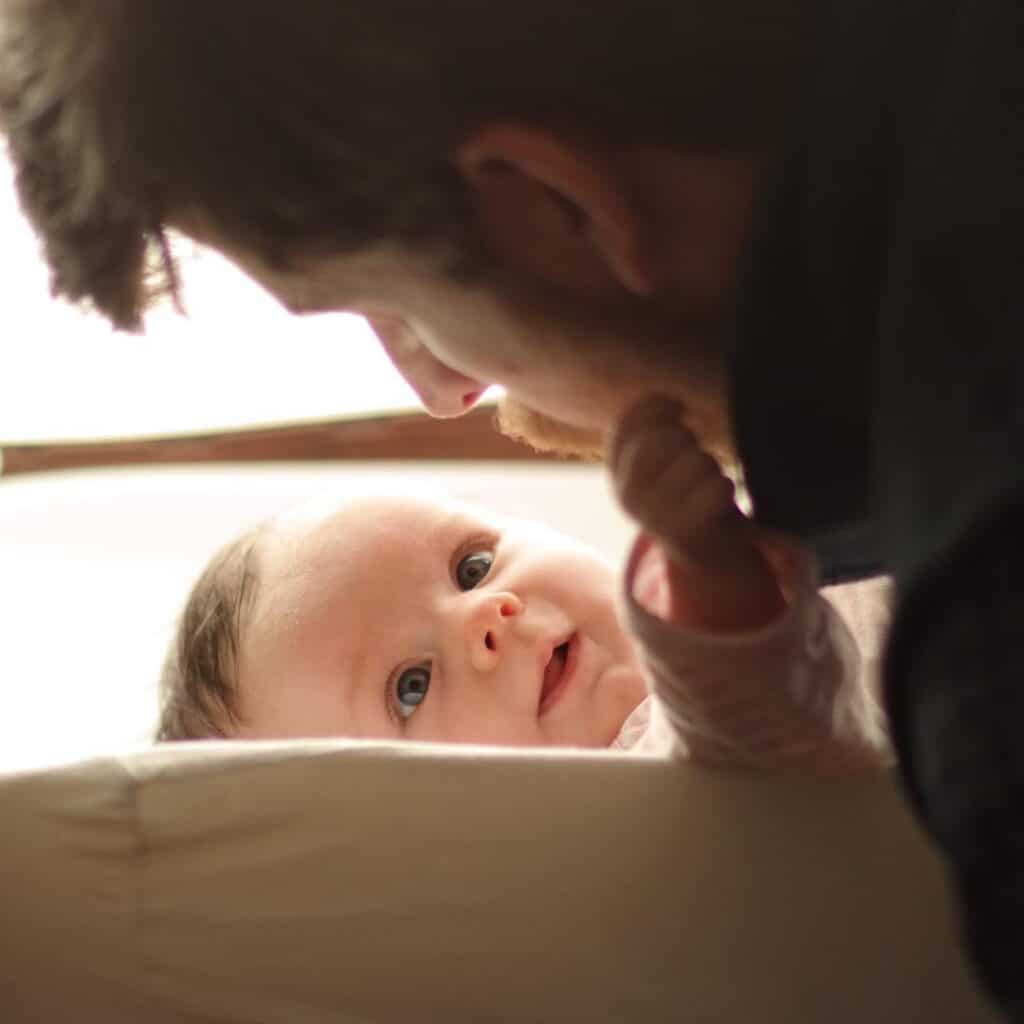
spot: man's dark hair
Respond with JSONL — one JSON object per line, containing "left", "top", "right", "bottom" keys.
{"left": 1, "top": 0, "right": 812, "bottom": 330}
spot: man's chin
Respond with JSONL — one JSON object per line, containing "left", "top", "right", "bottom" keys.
{"left": 495, "top": 396, "right": 606, "bottom": 461}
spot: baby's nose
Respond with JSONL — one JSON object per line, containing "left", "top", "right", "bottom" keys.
{"left": 463, "top": 592, "right": 523, "bottom": 671}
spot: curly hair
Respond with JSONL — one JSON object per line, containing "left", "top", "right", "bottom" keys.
{"left": 156, "top": 525, "right": 265, "bottom": 742}
{"left": 0, "top": 0, "right": 813, "bottom": 330}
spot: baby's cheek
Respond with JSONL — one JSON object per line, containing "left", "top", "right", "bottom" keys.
{"left": 598, "top": 664, "right": 649, "bottom": 735}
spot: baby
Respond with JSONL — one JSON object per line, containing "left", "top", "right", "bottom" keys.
{"left": 158, "top": 397, "right": 887, "bottom": 772}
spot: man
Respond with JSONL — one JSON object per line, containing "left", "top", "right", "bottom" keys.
{"left": 2, "top": 0, "right": 1022, "bottom": 1017}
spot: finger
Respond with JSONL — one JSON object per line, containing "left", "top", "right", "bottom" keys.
{"left": 634, "top": 455, "right": 740, "bottom": 558}
{"left": 656, "top": 472, "right": 744, "bottom": 565}
{"left": 608, "top": 394, "right": 693, "bottom": 473}
{"left": 609, "top": 397, "right": 702, "bottom": 506}
{"left": 614, "top": 431, "right": 717, "bottom": 522}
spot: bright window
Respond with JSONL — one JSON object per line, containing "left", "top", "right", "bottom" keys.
{"left": 0, "top": 148, "right": 429, "bottom": 443}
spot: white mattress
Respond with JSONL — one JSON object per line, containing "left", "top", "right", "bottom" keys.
{"left": 0, "top": 739, "right": 998, "bottom": 1023}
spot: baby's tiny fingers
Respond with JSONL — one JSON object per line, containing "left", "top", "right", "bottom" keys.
{"left": 609, "top": 395, "right": 693, "bottom": 470}
{"left": 657, "top": 469, "right": 741, "bottom": 560}
{"left": 623, "top": 444, "right": 737, "bottom": 543}
{"left": 609, "top": 396, "right": 703, "bottom": 500}
{"left": 613, "top": 428, "right": 684, "bottom": 507}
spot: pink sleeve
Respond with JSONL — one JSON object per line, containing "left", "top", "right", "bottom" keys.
{"left": 620, "top": 535, "right": 891, "bottom": 774}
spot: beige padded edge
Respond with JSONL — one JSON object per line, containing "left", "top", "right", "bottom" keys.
{"left": 0, "top": 740, "right": 998, "bottom": 1023}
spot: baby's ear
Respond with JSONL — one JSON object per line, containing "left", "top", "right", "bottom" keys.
{"left": 454, "top": 124, "right": 656, "bottom": 298}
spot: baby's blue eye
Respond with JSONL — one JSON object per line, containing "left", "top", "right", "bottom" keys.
{"left": 395, "top": 665, "right": 431, "bottom": 719}
{"left": 455, "top": 550, "right": 493, "bottom": 591}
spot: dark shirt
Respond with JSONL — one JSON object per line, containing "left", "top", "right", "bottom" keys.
{"left": 728, "top": 0, "right": 1024, "bottom": 1017}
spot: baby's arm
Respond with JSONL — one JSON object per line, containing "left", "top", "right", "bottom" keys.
{"left": 610, "top": 395, "right": 786, "bottom": 632}
{"left": 609, "top": 396, "right": 888, "bottom": 772}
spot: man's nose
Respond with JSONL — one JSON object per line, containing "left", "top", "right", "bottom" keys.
{"left": 365, "top": 316, "right": 485, "bottom": 418}
{"left": 457, "top": 591, "right": 524, "bottom": 672}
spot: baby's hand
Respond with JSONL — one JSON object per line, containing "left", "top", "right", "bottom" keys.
{"left": 609, "top": 395, "right": 786, "bottom": 632}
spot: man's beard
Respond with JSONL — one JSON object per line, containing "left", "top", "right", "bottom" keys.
{"left": 495, "top": 395, "right": 606, "bottom": 461}
{"left": 485, "top": 268, "right": 734, "bottom": 464}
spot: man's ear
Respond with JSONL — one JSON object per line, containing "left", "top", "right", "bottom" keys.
{"left": 455, "top": 124, "right": 655, "bottom": 297}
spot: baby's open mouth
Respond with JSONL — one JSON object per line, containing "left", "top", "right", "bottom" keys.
{"left": 539, "top": 633, "right": 578, "bottom": 714}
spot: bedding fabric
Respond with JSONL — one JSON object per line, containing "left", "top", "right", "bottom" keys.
{"left": 0, "top": 740, "right": 998, "bottom": 1022}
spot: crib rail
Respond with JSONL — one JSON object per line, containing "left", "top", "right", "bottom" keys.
{"left": 0, "top": 405, "right": 565, "bottom": 476}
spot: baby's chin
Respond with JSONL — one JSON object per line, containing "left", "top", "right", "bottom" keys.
{"left": 545, "top": 667, "right": 649, "bottom": 749}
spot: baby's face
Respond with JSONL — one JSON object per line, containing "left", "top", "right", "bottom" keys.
{"left": 234, "top": 495, "right": 646, "bottom": 747}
